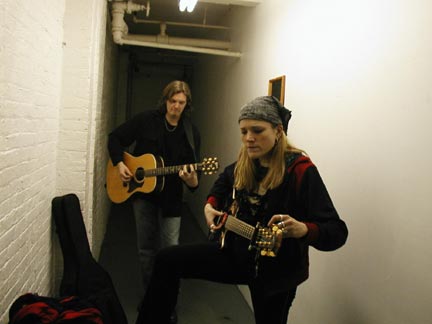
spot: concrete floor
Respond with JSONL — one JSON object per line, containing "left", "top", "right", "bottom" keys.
{"left": 99, "top": 201, "right": 254, "bottom": 324}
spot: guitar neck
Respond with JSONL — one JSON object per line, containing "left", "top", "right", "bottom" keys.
{"left": 225, "top": 215, "right": 255, "bottom": 241}
{"left": 145, "top": 163, "right": 200, "bottom": 177}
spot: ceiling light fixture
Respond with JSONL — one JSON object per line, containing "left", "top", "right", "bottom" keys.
{"left": 179, "top": 0, "right": 198, "bottom": 13}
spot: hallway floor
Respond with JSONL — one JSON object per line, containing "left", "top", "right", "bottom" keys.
{"left": 99, "top": 202, "right": 255, "bottom": 324}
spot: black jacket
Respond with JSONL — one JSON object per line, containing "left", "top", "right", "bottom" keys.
{"left": 208, "top": 154, "right": 348, "bottom": 294}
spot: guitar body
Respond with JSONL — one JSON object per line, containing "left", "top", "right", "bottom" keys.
{"left": 106, "top": 152, "right": 164, "bottom": 203}
{"left": 217, "top": 227, "right": 229, "bottom": 249}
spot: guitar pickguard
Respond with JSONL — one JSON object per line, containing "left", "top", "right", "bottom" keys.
{"left": 126, "top": 178, "right": 143, "bottom": 193}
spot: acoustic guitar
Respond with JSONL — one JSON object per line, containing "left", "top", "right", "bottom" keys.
{"left": 106, "top": 152, "right": 219, "bottom": 203}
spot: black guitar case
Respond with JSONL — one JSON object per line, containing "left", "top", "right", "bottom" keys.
{"left": 52, "top": 193, "right": 127, "bottom": 324}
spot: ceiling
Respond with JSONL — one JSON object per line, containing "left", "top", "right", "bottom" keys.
{"left": 128, "top": 1, "right": 231, "bottom": 39}
{"left": 109, "top": 0, "right": 260, "bottom": 55}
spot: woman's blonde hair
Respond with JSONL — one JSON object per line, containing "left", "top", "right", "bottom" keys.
{"left": 234, "top": 127, "right": 305, "bottom": 192}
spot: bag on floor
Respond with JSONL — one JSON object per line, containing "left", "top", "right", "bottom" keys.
{"left": 51, "top": 193, "right": 127, "bottom": 324}
{"left": 8, "top": 293, "right": 103, "bottom": 324}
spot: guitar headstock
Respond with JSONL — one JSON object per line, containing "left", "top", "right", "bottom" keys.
{"left": 200, "top": 157, "right": 219, "bottom": 175}
{"left": 253, "top": 225, "right": 283, "bottom": 257}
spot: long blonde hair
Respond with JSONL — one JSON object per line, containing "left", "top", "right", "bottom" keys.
{"left": 234, "top": 130, "right": 305, "bottom": 192}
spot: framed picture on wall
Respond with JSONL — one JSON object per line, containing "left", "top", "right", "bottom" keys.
{"left": 268, "top": 75, "right": 286, "bottom": 104}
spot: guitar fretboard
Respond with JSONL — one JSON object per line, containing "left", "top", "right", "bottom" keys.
{"left": 144, "top": 163, "right": 201, "bottom": 177}
{"left": 225, "top": 215, "right": 255, "bottom": 240}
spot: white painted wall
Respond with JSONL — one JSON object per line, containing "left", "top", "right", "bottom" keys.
{"left": 189, "top": 0, "right": 432, "bottom": 323}
{"left": 50, "top": 0, "right": 116, "bottom": 297}
{"left": 93, "top": 10, "right": 119, "bottom": 261}
{"left": 58, "top": 0, "right": 112, "bottom": 257}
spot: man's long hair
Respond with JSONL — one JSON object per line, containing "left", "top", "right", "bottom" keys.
{"left": 158, "top": 80, "right": 192, "bottom": 115}
{"left": 234, "top": 128, "right": 305, "bottom": 192}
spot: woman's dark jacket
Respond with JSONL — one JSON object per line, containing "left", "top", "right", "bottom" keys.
{"left": 108, "top": 110, "right": 201, "bottom": 217}
{"left": 207, "top": 154, "right": 348, "bottom": 294}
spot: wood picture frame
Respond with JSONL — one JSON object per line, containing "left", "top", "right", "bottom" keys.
{"left": 268, "top": 75, "right": 286, "bottom": 104}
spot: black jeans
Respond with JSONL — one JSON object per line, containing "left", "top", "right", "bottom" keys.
{"left": 135, "top": 242, "right": 297, "bottom": 324}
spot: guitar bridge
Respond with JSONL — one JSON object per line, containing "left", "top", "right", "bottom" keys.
{"left": 248, "top": 222, "right": 261, "bottom": 252}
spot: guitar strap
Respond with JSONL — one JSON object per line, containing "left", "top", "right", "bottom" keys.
{"left": 182, "top": 117, "right": 197, "bottom": 162}
{"left": 229, "top": 188, "right": 239, "bottom": 215}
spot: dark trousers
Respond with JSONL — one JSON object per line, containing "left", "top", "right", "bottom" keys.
{"left": 135, "top": 242, "right": 297, "bottom": 324}
{"left": 133, "top": 198, "right": 181, "bottom": 296}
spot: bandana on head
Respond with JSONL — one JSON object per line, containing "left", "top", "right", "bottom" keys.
{"left": 238, "top": 96, "right": 292, "bottom": 134}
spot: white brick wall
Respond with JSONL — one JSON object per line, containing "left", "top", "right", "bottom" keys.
{"left": 0, "top": 0, "right": 116, "bottom": 320}
{"left": 0, "top": 0, "right": 66, "bottom": 320}
{"left": 91, "top": 12, "right": 119, "bottom": 259}
{"left": 57, "top": 0, "right": 116, "bottom": 257}
{"left": 53, "top": 0, "right": 115, "bottom": 298}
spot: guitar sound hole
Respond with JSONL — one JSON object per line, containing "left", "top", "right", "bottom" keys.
{"left": 136, "top": 168, "right": 145, "bottom": 181}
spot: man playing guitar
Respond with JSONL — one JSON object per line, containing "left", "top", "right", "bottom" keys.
{"left": 107, "top": 80, "right": 201, "bottom": 324}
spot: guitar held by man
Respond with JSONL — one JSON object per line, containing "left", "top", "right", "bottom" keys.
{"left": 106, "top": 152, "right": 219, "bottom": 203}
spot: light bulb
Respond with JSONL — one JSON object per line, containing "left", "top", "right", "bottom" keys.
{"left": 179, "top": 0, "right": 198, "bottom": 13}
{"left": 187, "top": 0, "right": 198, "bottom": 12}
{"left": 179, "top": 0, "right": 187, "bottom": 12}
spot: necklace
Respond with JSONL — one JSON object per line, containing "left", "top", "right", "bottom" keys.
{"left": 164, "top": 118, "right": 178, "bottom": 132}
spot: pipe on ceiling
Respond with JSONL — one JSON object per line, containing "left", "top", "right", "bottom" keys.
{"left": 110, "top": 1, "right": 241, "bottom": 58}
{"left": 132, "top": 16, "right": 231, "bottom": 31}
{"left": 121, "top": 36, "right": 241, "bottom": 57}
